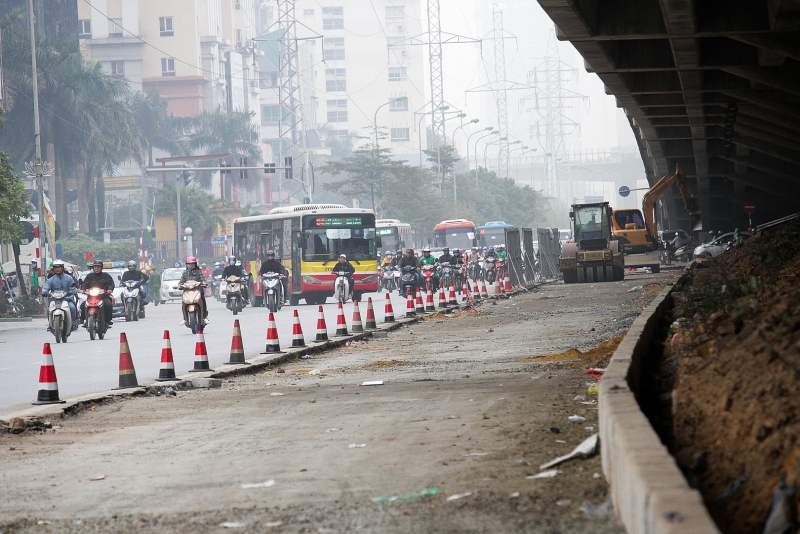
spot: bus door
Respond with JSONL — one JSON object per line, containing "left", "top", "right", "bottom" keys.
{"left": 257, "top": 231, "right": 271, "bottom": 296}
{"left": 292, "top": 230, "right": 302, "bottom": 293}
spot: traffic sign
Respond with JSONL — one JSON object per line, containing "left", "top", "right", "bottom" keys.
{"left": 19, "top": 221, "right": 35, "bottom": 245}
{"left": 618, "top": 186, "right": 631, "bottom": 197}
{"left": 743, "top": 202, "right": 756, "bottom": 214}
{"left": 210, "top": 236, "right": 226, "bottom": 245}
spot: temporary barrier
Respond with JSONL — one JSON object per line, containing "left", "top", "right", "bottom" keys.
{"left": 32, "top": 343, "right": 65, "bottom": 405}
{"left": 351, "top": 301, "right": 364, "bottom": 333}
{"left": 335, "top": 302, "right": 349, "bottom": 336}
{"left": 117, "top": 332, "right": 140, "bottom": 388}
{"left": 264, "top": 312, "right": 284, "bottom": 353}
{"left": 365, "top": 298, "right": 378, "bottom": 329}
{"left": 191, "top": 325, "right": 214, "bottom": 371}
{"left": 384, "top": 293, "right": 395, "bottom": 323}
{"left": 315, "top": 306, "right": 329, "bottom": 342}
{"left": 157, "top": 330, "right": 178, "bottom": 379}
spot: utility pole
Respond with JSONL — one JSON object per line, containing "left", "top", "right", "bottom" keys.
{"left": 492, "top": 6, "right": 509, "bottom": 179}
{"left": 28, "top": 0, "right": 45, "bottom": 277}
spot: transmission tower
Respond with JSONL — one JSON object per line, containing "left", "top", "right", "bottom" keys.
{"left": 527, "top": 29, "right": 587, "bottom": 198}
{"left": 277, "top": 0, "right": 304, "bottom": 154}
{"left": 427, "top": 0, "right": 445, "bottom": 146}
{"left": 492, "top": 6, "right": 509, "bottom": 177}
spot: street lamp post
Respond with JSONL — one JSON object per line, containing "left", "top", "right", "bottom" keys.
{"left": 484, "top": 137, "right": 508, "bottom": 170}
{"left": 450, "top": 118, "right": 479, "bottom": 206}
{"left": 28, "top": 0, "right": 46, "bottom": 284}
{"left": 502, "top": 140, "right": 522, "bottom": 177}
{"left": 372, "top": 96, "right": 407, "bottom": 212}
{"left": 467, "top": 127, "right": 493, "bottom": 171}
{"left": 473, "top": 130, "right": 499, "bottom": 182}
{"left": 507, "top": 143, "right": 526, "bottom": 181}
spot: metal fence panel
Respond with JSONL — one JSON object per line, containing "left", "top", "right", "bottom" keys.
{"left": 537, "top": 228, "right": 562, "bottom": 279}
{"left": 522, "top": 228, "right": 536, "bottom": 284}
{"left": 504, "top": 228, "right": 523, "bottom": 287}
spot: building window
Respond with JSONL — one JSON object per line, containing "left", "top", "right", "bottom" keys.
{"left": 388, "top": 67, "right": 407, "bottom": 81}
{"left": 159, "top": 17, "right": 173, "bottom": 37}
{"left": 386, "top": 6, "right": 405, "bottom": 22}
{"left": 235, "top": 0, "right": 241, "bottom": 8}
{"left": 262, "top": 105, "right": 281, "bottom": 124}
{"left": 390, "top": 128, "right": 410, "bottom": 142}
{"left": 323, "top": 37, "right": 345, "bottom": 61}
{"left": 78, "top": 19, "right": 91, "bottom": 38}
{"left": 333, "top": 129, "right": 348, "bottom": 140}
{"left": 260, "top": 72, "right": 279, "bottom": 88}
{"left": 108, "top": 18, "right": 123, "bottom": 37}
{"left": 325, "top": 68, "right": 346, "bottom": 92}
{"left": 110, "top": 61, "right": 125, "bottom": 76}
{"left": 303, "top": 9, "right": 315, "bottom": 16}
{"left": 323, "top": 7, "right": 343, "bottom": 30}
{"left": 236, "top": 29, "right": 243, "bottom": 47}
{"left": 327, "top": 99, "right": 348, "bottom": 122}
{"left": 389, "top": 97, "right": 408, "bottom": 111}
{"left": 161, "top": 58, "right": 176, "bottom": 77}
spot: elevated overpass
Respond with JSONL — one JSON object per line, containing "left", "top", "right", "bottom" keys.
{"left": 537, "top": 0, "right": 800, "bottom": 233}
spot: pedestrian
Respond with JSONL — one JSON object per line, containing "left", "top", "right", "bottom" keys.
{"left": 30, "top": 259, "right": 39, "bottom": 298}
{"left": 149, "top": 266, "right": 162, "bottom": 306}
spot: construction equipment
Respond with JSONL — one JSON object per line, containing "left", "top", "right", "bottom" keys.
{"left": 611, "top": 164, "right": 702, "bottom": 273}
{"left": 559, "top": 202, "right": 625, "bottom": 283}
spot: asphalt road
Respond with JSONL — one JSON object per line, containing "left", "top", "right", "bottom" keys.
{"left": 0, "top": 289, "right": 421, "bottom": 414}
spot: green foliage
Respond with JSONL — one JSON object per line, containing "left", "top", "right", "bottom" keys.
{"left": 0, "top": 153, "right": 31, "bottom": 244}
{"left": 60, "top": 234, "right": 138, "bottom": 266}
{"left": 155, "top": 185, "right": 224, "bottom": 237}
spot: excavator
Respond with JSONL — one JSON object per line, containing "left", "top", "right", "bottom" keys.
{"left": 610, "top": 164, "right": 702, "bottom": 273}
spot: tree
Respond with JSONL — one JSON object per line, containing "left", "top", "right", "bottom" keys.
{"left": 0, "top": 152, "right": 32, "bottom": 302}
{"left": 128, "top": 91, "right": 189, "bottom": 167}
{"left": 154, "top": 185, "right": 224, "bottom": 239}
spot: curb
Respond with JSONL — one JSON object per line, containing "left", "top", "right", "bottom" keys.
{"left": 0, "top": 317, "right": 33, "bottom": 322}
{"left": 599, "top": 284, "right": 720, "bottom": 533}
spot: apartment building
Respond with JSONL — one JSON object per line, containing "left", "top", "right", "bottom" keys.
{"left": 256, "top": 0, "right": 426, "bottom": 162}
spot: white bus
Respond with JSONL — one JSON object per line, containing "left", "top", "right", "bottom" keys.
{"left": 375, "top": 219, "right": 414, "bottom": 253}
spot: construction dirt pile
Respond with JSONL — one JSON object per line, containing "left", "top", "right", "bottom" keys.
{"left": 665, "top": 218, "right": 800, "bottom": 534}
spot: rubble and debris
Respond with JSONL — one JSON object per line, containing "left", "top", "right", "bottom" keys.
{"left": 240, "top": 480, "right": 275, "bottom": 489}
{"left": 446, "top": 492, "right": 472, "bottom": 501}
{"left": 540, "top": 434, "right": 599, "bottom": 470}
{"left": 370, "top": 487, "right": 439, "bottom": 503}
{"left": 527, "top": 470, "right": 559, "bottom": 479}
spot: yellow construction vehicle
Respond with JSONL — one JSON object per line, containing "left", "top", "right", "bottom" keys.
{"left": 611, "top": 164, "right": 702, "bottom": 272}
{"left": 559, "top": 202, "right": 625, "bottom": 283}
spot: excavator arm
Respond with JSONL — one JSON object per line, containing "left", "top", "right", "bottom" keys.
{"left": 642, "top": 164, "right": 703, "bottom": 239}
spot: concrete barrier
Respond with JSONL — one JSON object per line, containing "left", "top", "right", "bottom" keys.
{"left": 599, "top": 285, "right": 720, "bottom": 533}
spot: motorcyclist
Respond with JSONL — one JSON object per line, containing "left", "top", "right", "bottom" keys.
{"left": 438, "top": 247, "right": 454, "bottom": 265}
{"left": 485, "top": 246, "right": 498, "bottom": 260}
{"left": 201, "top": 263, "right": 211, "bottom": 279}
{"left": 221, "top": 256, "right": 249, "bottom": 304}
{"left": 390, "top": 249, "right": 403, "bottom": 269}
{"left": 211, "top": 262, "right": 224, "bottom": 278}
{"left": 380, "top": 251, "right": 394, "bottom": 268}
{"left": 397, "top": 248, "right": 421, "bottom": 296}
{"left": 80, "top": 260, "right": 115, "bottom": 326}
{"left": 419, "top": 246, "right": 438, "bottom": 291}
{"left": 179, "top": 256, "right": 208, "bottom": 323}
{"left": 42, "top": 260, "right": 78, "bottom": 332}
{"left": 331, "top": 254, "right": 355, "bottom": 296}
{"left": 495, "top": 244, "right": 508, "bottom": 260}
{"left": 259, "top": 250, "right": 289, "bottom": 303}
{"left": 120, "top": 260, "right": 149, "bottom": 309}
{"left": 733, "top": 228, "right": 743, "bottom": 246}
{"left": 669, "top": 231, "right": 691, "bottom": 252}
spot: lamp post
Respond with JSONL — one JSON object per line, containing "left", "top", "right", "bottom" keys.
{"left": 372, "top": 96, "right": 407, "bottom": 212}
{"left": 27, "top": 0, "right": 46, "bottom": 285}
{"left": 467, "top": 126, "right": 493, "bottom": 171}
{"left": 501, "top": 140, "right": 522, "bottom": 177}
{"left": 506, "top": 142, "right": 525, "bottom": 181}
{"left": 484, "top": 136, "right": 508, "bottom": 170}
{"left": 450, "top": 118, "right": 479, "bottom": 206}
{"left": 417, "top": 104, "right": 449, "bottom": 168}
{"left": 473, "top": 130, "right": 498, "bottom": 182}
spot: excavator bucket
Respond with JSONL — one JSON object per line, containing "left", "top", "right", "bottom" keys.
{"left": 690, "top": 212, "right": 703, "bottom": 231}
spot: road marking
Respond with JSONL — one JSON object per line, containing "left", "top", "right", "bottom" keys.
{"left": 0, "top": 367, "right": 13, "bottom": 371}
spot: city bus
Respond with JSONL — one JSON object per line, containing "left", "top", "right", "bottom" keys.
{"left": 233, "top": 204, "right": 378, "bottom": 306}
{"left": 433, "top": 219, "right": 478, "bottom": 251}
{"left": 477, "top": 221, "right": 516, "bottom": 248}
{"left": 376, "top": 219, "right": 414, "bottom": 253}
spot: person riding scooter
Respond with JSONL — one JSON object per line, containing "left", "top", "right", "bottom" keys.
{"left": 331, "top": 254, "right": 355, "bottom": 296}
{"left": 397, "top": 248, "right": 421, "bottom": 296}
{"left": 80, "top": 260, "right": 115, "bottom": 326}
{"left": 41, "top": 260, "right": 78, "bottom": 332}
{"left": 438, "top": 247, "right": 454, "bottom": 265}
{"left": 222, "top": 256, "right": 250, "bottom": 304}
{"left": 259, "top": 250, "right": 289, "bottom": 303}
{"left": 419, "top": 246, "right": 438, "bottom": 291}
{"left": 179, "top": 257, "right": 209, "bottom": 324}
{"left": 120, "top": 260, "right": 149, "bottom": 310}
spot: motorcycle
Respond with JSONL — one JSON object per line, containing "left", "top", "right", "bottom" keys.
{"left": 82, "top": 287, "right": 110, "bottom": 341}
{"left": 179, "top": 280, "right": 207, "bottom": 333}
{"left": 333, "top": 270, "right": 352, "bottom": 303}
{"left": 421, "top": 264, "right": 437, "bottom": 293}
{"left": 467, "top": 259, "right": 482, "bottom": 281}
{"left": 119, "top": 279, "right": 144, "bottom": 322}
{"left": 659, "top": 241, "right": 674, "bottom": 265}
{"left": 262, "top": 272, "right": 284, "bottom": 312}
{"left": 496, "top": 259, "right": 506, "bottom": 284}
{"left": 47, "top": 290, "right": 74, "bottom": 343}
{"left": 674, "top": 240, "right": 694, "bottom": 262}
{"left": 484, "top": 257, "right": 498, "bottom": 284}
{"left": 212, "top": 274, "right": 224, "bottom": 302}
{"left": 438, "top": 262, "right": 454, "bottom": 290}
{"left": 225, "top": 275, "right": 244, "bottom": 315}
{"left": 399, "top": 265, "right": 417, "bottom": 298}
{"left": 379, "top": 266, "right": 396, "bottom": 292}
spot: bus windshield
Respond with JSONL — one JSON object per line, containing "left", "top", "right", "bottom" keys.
{"left": 376, "top": 227, "right": 401, "bottom": 252}
{"left": 435, "top": 228, "right": 475, "bottom": 250}
{"left": 479, "top": 228, "right": 506, "bottom": 247}
{"left": 303, "top": 227, "right": 376, "bottom": 261}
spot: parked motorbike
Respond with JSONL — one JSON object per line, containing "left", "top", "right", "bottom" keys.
{"left": 119, "top": 279, "right": 144, "bottom": 322}
{"left": 47, "top": 290, "right": 74, "bottom": 343}
{"left": 399, "top": 265, "right": 417, "bottom": 298}
{"left": 262, "top": 272, "right": 284, "bottom": 312}
{"left": 225, "top": 275, "right": 244, "bottom": 315}
{"left": 379, "top": 266, "right": 396, "bottom": 292}
{"left": 421, "top": 264, "right": 437, "bottom": 293}
{"left": 439, "top": 262, "right": 453, "bottom": 290}
{"left": 484, "top": 257, "right": 498, "bottom": 284}
{"left": 82, "top": 287, "right": 110, "bottom": 341}
{"left": 179, "top": 280, "right": 207, "bottom": 333}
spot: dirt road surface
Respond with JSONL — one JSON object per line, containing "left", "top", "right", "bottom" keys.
{"left": 0, "top": 270, "right": 675, "bottom": 533}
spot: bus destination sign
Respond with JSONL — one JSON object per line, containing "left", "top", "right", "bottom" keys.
{"left": 314, "top": 217, "right": 363, "bottom": 227}
{"left": 376, "top": 228, "right": 394, "bottom": 236}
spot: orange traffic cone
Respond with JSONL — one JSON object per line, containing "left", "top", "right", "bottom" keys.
{"left": 473, "top": 278, "right": 481, "bottom": 301}
{"left": 32, "top": 343, "right": 65, "bottom": 404}
{"left": 448, "top": 283, "right": 458, "bottom": 306}
{"left": 117, "top": 332, "right": 140, "bottom": 388}
{"left": 425, "top": 289, "right": 436, "bottom": 312}
{"left": 225, "top": 320, "right": 249, "bottom": 364}
{"left": 315, "top": 306, "right": 329, "bottom": 342}
{"left": 493, "top": 276, "right": 502, "bottom": 296}
{"left": 415, "top": 289, "right": 425, "bottom": 313}
{"left": 264, "top": 312, "right": 284, "bottom": 353}
{"left": 291, "top": 310, "right": 306, "bottom": 347}
{"left": 335, "top": 302, "right": 349, "bottom": 336}
{"left": 405, "top": 288, "right": 417, "bottom": 317}
{"left": 438, "top": 286, "right": 448, "bottom": 309}
{"left": 504, "top": 271, "right": 513, "bottom": 293}
{"left": 156, "top": 330, "right": 178, "bottom": 380}
{"left": 384, "top": 293, "right": 395, "bottom": 323}
{"left": 365, "top": 297, "right": 378, "bottom": 329}
{"left": 480, "top": 279, "right": 489, "bottom": 299}
{"left": 190, "top": 325, "right": 214, "bottom": 371}
{"left": 351, "top": 301, "right": 364, "bottom": 333}
{"left": 461, "top": 280, "right": 469, "bottom": 302}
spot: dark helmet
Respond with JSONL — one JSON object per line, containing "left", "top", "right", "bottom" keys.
{"left": 266, "top": 250, "right": 276, "bottom": 259}
{"left": 406, "top": 248, "right": 414, "bottom": 254}
{"left": 92, "top": 260, "right": 104, "bottom": 268}
{"left": 443, "top": 247, "right": 450, "bottom": 254}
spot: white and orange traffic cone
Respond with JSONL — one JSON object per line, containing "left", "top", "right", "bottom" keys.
{"left": 335, "top": 302, "right": 349, "bottom": 336}
{"left": 448, "top": 283, "right": 458, "bottom": 306}
{"left": 351, "top": 301, "right": 364, "bottom": 333}
{"left": 315, "top": 306, "right": 329, "bottom": 342}
{"left": 291, "top": 310, "right": 306, "bottom": 347}
{"left": 480, "top": 279, "right": 489, "bottom": 299}
{"left": 190, "top": 325, "right": 214, "bottom": 371}
{"left": 32, "top": 343, "right": 65, "bottom": 405}
{"left": 461, "top": 280, "right": 469, "bottom": 302}
{"left": 365, "top": 297, "right": 378, "bottom": 329}
{"left": 225, "top": 320, "right": 249, "bottom": 364}
{"left": 384, "top": 293, "right": 395, "bottom": 323}
{"left": 493, "top": 276, "right": 502, "bottom": 296}
{"left": 117, "top": 332, "right": 140, "bottom": 388}
{"left": 425, "top": 289, "right": 436, "bottom": 312}
{"left": 264, "top": 312, "right": 284, "bottom": 353}
{"left": 406, "top": 288, "right": 417, "bottom": 317}
{"left": 438, "top": 286, "right": 448, "bottom": 309}
{"left": 504, "top": 271, "right": 513, "bottom": 293}
{"left": 415, "top": 288, "right": 425, "bottom": 314}
{"left": 157, "top": 330, "right": 178, "bottom": 379}
{"left": 472, "top": 278, "right": 481, "bottom": 301}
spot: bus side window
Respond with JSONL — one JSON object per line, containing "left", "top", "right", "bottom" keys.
{"left": 375, "top": 237, "right": 382, "bottom": 248}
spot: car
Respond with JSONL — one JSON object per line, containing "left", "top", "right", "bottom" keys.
{"left": 157, "top": 268, "right": 185, "bottom": 304}
{"left": 693, "top": 231, "right": 752, "bottom": 259}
